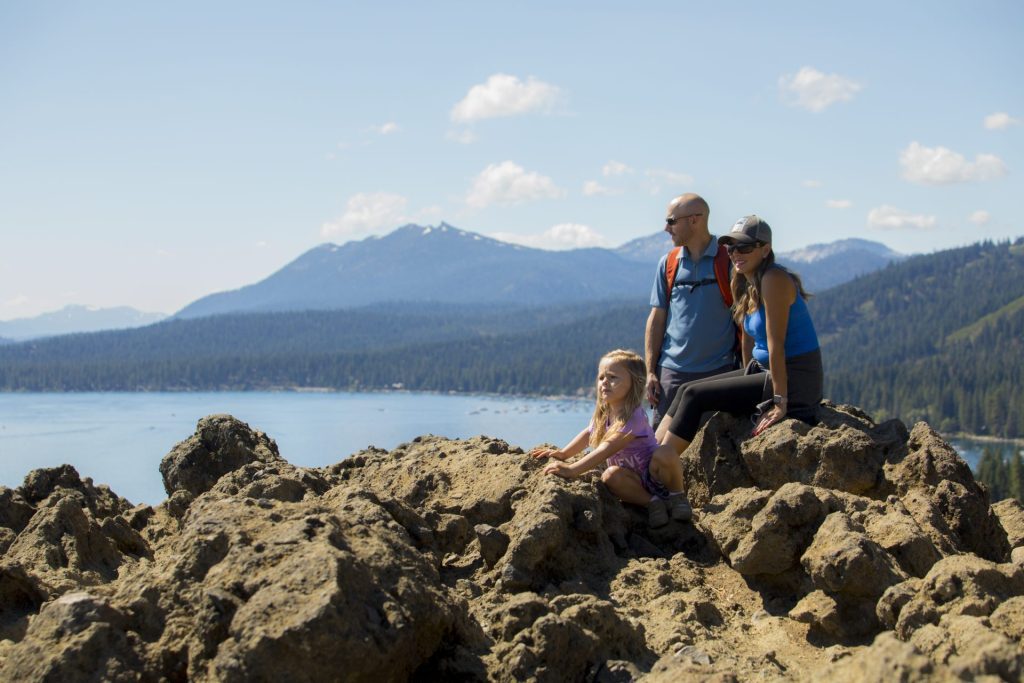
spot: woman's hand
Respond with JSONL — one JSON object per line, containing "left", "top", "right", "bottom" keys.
{"left": 752, "top": 404, "right": 787, "bottom": 436}
{"left": 543, "top": 460, "right": 578, "bottom": 479}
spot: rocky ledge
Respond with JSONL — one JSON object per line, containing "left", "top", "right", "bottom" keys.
{"left": 1, "top": 402, "right": 1023, "bottom": 681}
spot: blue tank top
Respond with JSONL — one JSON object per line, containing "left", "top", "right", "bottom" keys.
{"left": 743, "top": 279, "right": 819, "bottom": 367}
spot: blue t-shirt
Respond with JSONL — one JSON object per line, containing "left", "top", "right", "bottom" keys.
{"left": 743, "top": 288, "right": 820, "bottom": 366}
{"left": 650, "top": 239, "right": 735, "bottom": 373}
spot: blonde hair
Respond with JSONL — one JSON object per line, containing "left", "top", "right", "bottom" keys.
{"left": 589, "top": 349, "right": 646, "bottom": 449}
{"left": 730, "top": 247, "right": 811, "bottom": 325}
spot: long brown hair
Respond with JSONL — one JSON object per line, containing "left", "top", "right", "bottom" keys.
{"left": 589, "top": 349, "right": 646, "bottom": 449}
{"left": 730, "top": 247, "right": 811, "bottom": 325}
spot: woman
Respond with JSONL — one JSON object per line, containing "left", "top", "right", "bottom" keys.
{"left": 654, "top": 215, "right": 823, "bottom": 455}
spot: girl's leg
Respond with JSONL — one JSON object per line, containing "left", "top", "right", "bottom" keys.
{"left": 601, "top": 466, "right": 651, "bottom": 507}
{"left": 649, "top": 444, "right": 685, "bottom": 492}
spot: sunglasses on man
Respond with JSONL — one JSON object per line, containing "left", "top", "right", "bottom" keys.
{"left": 664, "top": 213, "right": 703, "bottom": 227}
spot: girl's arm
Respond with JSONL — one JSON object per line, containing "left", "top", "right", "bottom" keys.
{"left": 754, "top": 268, "right": 796, "bottom": 435}
{"left": 544, "top": 430, "right": 636, "bottom": 479}
{"left": 529, "top": 427, "right": 589, "bottom": 460}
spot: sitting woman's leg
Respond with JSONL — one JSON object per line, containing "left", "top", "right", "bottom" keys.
{"left": 661, "top": 371, "right": 768, "bottom": 455}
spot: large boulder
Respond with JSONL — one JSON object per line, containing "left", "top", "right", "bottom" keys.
{"left": 159, "top": 414, "right": 282, "bottom": 499}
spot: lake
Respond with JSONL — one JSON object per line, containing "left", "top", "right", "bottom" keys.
{"left": 0, "top": 392, "right": 594, "bottom": 505}
{"left": 1, "top": 392, "right": 1018, "bottom": 507}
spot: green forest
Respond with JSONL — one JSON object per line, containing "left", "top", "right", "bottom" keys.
{"left": 975, "top": 448, "right": 1024, "bottom": 504}
{"left": 0, "top": 239, "right": 1022, "bottom": 438}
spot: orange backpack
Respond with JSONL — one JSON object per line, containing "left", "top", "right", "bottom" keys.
{"left": 664, "top": 244, "right": 733, "bottom": 306}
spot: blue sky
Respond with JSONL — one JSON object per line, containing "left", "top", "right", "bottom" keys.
{"left": 2, "top": 1, "right": 1021, "bottom": 318}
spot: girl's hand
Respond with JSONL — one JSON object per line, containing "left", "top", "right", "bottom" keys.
{"left": 529, "top": 447, "right": 562, "bottom": 460}
{"left": 543, "top": 461, "right": 578, "bottom": 479}
{"left": 752, "top": 404, "right": 787, "bottom": 436}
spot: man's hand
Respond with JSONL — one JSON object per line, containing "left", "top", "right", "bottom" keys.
{"left": 645, "top": 373, "right": 662, "bottom": 407}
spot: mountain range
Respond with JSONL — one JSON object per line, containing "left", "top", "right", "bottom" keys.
{"left": 175, "top": 224, "right": 903, "bottom": 319}
{"left": 0, "top": 305, "right": 165, "bottom": 341}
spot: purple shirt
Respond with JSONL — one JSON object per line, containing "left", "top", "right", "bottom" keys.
{"left": 590, "top": 406, "right": 659, "bottom": 475}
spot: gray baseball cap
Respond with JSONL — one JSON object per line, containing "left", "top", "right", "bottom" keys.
{"left": 719, "top": 215, "right": 772, "bottom": 246}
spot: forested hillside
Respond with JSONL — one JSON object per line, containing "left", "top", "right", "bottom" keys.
{"left": 2, "top": 239, "right": 1021, "bottom": 438}
{"left": 810, "top": 239, "right": 1024, "bottom": 437}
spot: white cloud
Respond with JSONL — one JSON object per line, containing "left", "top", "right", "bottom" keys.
{"left": 602, "top": 160, "right": 633, "bottom": 177}
{"left": 4, "top": 294, "right": 29, "bottom": 308}
{"left": 445, "top": 128, "right": 478, "bottom": 144}
{"left": 255, "top": 241, "right": 268, "bottom": 248}
{"left": 802, "top": 179, "right": 823, "bottom": 188}
{"left": 450, "top": 74, "right": 564, "bottom": 123}
{"left": 900, "top": 141, "right": 1008, "bottom": 185}
{"left": 779, "top": 66, "right": 862, "bottom": 112}
{"left": 321, "top": 192, "right": 408, "bottom": 238}
{"left": 465, "top": 161, "right": 565, "bottom": 208}
{"left": 825, "top": 199, "right": 852, "bottom": 209}
{"left": 491, "top": 223, "right": 609, "bottom": 250}
{"left": 867, "top": 205, "right": 936, "bottom": 231}
{"left": 645, "top": 169, "right": 694, "bottom": 195}
{"left": 984, "top": 112, "right": 1020, "bottom": 130}
{"left": 969, "top": 210, "right": 991, "bottom": 225}
{"left": 372, "top": 122, "right": 400, "bottom": 135}
{"left": 583, "top": 180, "right": 619, "bottom": 197}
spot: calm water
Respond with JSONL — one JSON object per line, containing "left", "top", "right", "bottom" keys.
{"left": 1, "top": 393, "right": 1016, "bottom": 507}
{"left": 0, "top": 392, "right": 594, "bottom": 505}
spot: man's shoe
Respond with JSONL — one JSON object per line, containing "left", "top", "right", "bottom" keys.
{"left": 668, "top": 494, "right": 692, "bottom": 522}
{"left": 648, "top": 498, "right": 669, "bottom": 527}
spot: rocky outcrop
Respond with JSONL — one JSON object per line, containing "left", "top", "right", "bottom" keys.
{"left": 1, "top": 406, "right": 1021, "bottom": 681}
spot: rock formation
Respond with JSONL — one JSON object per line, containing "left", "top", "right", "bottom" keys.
{"left": 1, "top": 406, "right": 1022, "bottom": 681}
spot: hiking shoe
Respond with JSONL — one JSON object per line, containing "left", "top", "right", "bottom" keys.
{"left": 668, "top": 494, "right": 692, "bottom": 522}
{"left": 648, "top": 498, "right": 669, "bottom": 527}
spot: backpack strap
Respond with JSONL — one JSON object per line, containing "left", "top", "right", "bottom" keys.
{"left": 713, "top": 244, "right": 733, "bottom": 306}
{"left": 664, "top": 247, "right": 683, "bottom": 298}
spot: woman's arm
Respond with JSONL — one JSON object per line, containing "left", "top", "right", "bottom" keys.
{"left": 544, "top": 430, "right": 636, "bottom": 479}
{"left": 741, "top": 330, "right": 754, "bottom": 368}
{"left": 754, "top": 268, "right": 796, "bottom": 435}
{"left": 530, "top": 427, "right": 590, "bottom": 460}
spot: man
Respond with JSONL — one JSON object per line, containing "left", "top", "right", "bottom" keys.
{"left": 645, "top": 193, "right": 737, "bottom": 427}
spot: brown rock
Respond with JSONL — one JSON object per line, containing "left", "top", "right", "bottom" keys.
{"left": 801, "top": 512, "right": 908, "bottom": 598}
{"left": 893, "top": 554, "right": 1024, "bottom": 639}
{"left": 159, "top": 414, "right": 282, "bottom": 499}
{"left": 993, "top": 498, "right": 1024, "bottom": 548}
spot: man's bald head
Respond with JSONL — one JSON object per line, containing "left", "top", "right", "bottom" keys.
{"left": 664, "top": 193, "right": 711, "bottom": 250}
{"left": 668, "top": 193, "right": 709, "bottom": 219}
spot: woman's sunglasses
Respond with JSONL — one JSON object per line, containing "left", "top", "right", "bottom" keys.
{"left": 726, "top": 242, "right": 762, "bottom": 255}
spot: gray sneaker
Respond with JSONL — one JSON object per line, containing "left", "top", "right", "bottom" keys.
{"left": 668, "top": 494, "right": 692, "bottom": 522}
{"left": 648, "top": 498, "right": 669, "bottom": 527}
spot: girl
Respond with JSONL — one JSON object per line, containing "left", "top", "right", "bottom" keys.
{"left": 530, "top": 349, "right": 691, "bottom": 527}
{"left": 654, "top": 215, "right": 824, "bottom": 456}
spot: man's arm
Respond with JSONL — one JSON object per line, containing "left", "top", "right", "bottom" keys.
{"left": 644, "top": 307, "right": 667, "bottom": 406}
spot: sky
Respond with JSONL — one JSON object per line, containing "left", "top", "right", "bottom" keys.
{"left": 2, "top": 1, "right": 1022, "bottom": 318}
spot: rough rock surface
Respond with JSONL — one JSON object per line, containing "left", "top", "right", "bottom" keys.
{"left": 1, "top": 406, "right": 1022, "bottom": 681}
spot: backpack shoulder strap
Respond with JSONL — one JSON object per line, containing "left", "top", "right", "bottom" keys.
{"left": 665, "top": 247, "right": 682, "bottom": 295}
{"left": 714, "top": 244, "right": 733, "bottom": 307}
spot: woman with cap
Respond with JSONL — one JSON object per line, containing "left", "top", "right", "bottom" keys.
{"left": 653, "top": 215, "right": 823, "bottom": 456}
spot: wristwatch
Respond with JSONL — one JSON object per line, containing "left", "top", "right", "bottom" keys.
{"left": 772, "top": 394, "right": 788, "bottom": 405}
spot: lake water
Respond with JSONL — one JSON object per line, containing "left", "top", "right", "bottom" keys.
{"left": 1, "top": 393, "right": 1018, "bottom": 507}
{"left": 0, "top": 392, "right": 593, "bottom": 505}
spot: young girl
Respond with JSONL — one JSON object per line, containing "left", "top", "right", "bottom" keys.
{"left": 530, "top": 349, "right": 692, "bottom": 527}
